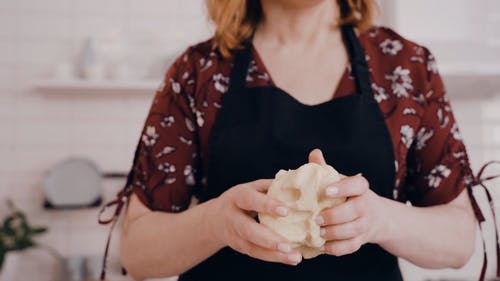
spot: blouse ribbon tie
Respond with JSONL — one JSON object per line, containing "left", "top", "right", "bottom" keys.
{"left": 97, "top": 187, "right": 131, "bottom": 280}
{"left": 468, "top": 160, "right": 500, "bottom": 281}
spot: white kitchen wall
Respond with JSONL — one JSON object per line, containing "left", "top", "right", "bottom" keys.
{"left": 0, "top": 0, "right": 211, "bottom": 203}
{"left": 0, "top": 0, "right": 210, "bottom": 280}
{"left": 0, "top": 0, "right": 498, "bottom": 280}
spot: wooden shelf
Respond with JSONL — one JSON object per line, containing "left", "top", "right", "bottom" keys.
{"left": 31, "top": 79, "right": 159, "bottom": 95}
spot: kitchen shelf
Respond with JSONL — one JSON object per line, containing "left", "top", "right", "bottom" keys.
{"left": 439, "top": 62, "right": 500, "bottom": 77}
{"left": 31, "top": 79, "right": 159, "bottom": 95}
{"left": 439, "top": 64, "right": 500, "bottom": 99}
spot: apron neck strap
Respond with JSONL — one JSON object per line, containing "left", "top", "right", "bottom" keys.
{"left": 228, "top": 25, "right": 373, "bottom": 97}
{"left": 228, "top": 42, "right": 253, "bottom": 94}
{"left": 340, "top": 24, "right": 373, "bottom": 96}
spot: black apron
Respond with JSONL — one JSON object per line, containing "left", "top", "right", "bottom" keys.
{"left": 179, "top": 25, "right": 402, "bottom": 281}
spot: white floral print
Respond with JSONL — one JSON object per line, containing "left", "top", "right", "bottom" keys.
{"left": 161, "top": 116, "right": 175, "bottom": 128}
{"left": 437, "top": 108, "right": 450, "bottom": 128}
{"left": 410, "top": 56, "right": 424, "bottom": 63}
{"left": 185, "top": 117, "right": 195, "bottom": 132}
{"left": 179, "top": 136, "right": 192, "bottom": 146}
{"left": 164, "top": 177, "right": 176, "bottom": 185}
{"left": 195, "top": 111, "right": 204, "bottom": 127}
{"left": 412, "top": 93, "right": 425, "bottom": 105}
{"left": 385, "top": 66, "right": 413, "bottom": 98}
{"left": 380, "top": 39, "right": 403, "bottom": 55}
{"left": 368, "top": 28, "right": 379, "bottom": 38}
{"left": 200, "top": 58, "right": 213, "bottom": 72}
{"left": 246, "top": 60, "right": 270, "bottom": 82}
{"left": 157, "top": 80, "right": 166, "bottom": 92}
{"left": 246, "top": 60, "right": 258, "bottom": 82}
{"left": 186, "top": 95, "right": 205, "bottom": 127}
{"left": 400, "top": 125, "right": 414, "bottom": 148}
{"left": 372, "top": 83, "right": 389, "bottom": 103}
{"left": 427, "top": 54, "right": 438, "bottom": 74}
{"left": 213, "top": 73, "right": 230, "bottom": 93}
{"left": 427, "top": 164, "right": 451, "bottom": 188}
{"left": 158, "top": 162, "right": 176, "bottom": 173}
{"left": 413, "top": 45, "right": 424, "bottom": 56}
{"left": 415, "top": 127, "right": 434, "bottom": 150}
{"left": 155, "top": 146, "right": 176, "bottom": 158}
{"left": 134, "top": 180, "right": 146, "bottom": 191}
{"left": 171, "top": 205, "right": 182, "bottom": 212}
{"left": 170, "top": 78, "right": 181, "bottom": 94}
{"left": 257, "top": 72, "right": 270, "bottom": 81}
{"left": 184, "top": 165, "right": 195, "bottom": 186}
{"left": 142, "top": 126, "right": 159, "bottom": 147}
{"left": 450, "top": 123, "right": 462, "bottom": 140}
{"left": 402, "top": 107, "right": 417, "bottom": 115}
{"left": 425, "top": 89, "right": 434, "bottom": 99}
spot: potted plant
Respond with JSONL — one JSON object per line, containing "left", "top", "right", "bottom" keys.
{"left": 0, "top": 200, "right": 50, "bottom": 269}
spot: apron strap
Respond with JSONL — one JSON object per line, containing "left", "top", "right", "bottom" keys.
{"left": 228, "top": 40, "right": 253, "bottom": 94}
{"left": 469, "top": 160, "right": 500, "bottom": 280}
{"left": 340, "top": 25, "right": 373, "bottom": 97}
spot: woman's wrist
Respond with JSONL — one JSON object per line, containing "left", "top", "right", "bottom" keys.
{"left": 372, "top": 197, "right": 403, "bottom": 246}
{"left": 200, "top": 198, "right": 226, "bottom": 250}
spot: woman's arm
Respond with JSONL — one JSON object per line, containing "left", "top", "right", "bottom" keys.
{"left": 317, "top": 173, "right": 475, "bottom": 269}
{"left": 378, "top": 189, "right": 476, "bottom": 268}
{"left": 121, "top": 180, "right": 302, "bottom": 280}
{"left": 120, "top": 194, "right": 223, "bottom": 280}
{"left": 311, "top": 149, "right": 476, "bottom": 269}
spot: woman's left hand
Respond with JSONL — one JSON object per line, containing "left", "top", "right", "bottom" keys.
{"left": 308, "top": 149, "right": 391, "bottom": 256}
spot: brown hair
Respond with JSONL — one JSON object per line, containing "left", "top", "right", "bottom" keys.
{"left": 205, "top": 0, "right": 378, "bottom": 58}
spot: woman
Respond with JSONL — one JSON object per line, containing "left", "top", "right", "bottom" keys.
{"left": 113, "top": 0, "right": 479, "bottom": 280}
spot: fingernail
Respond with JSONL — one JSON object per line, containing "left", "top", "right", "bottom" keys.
{"left": 326, "top": 186, "right": 339, "bottom": 197}
{"left": 287, "top": 253, "right": 302, "bottom": 264}
{"left": 320, "top": 228, "right": 326, "bottom": 237}
{"left": 275, "top": 206, "right": 288, "bottom": 216}
{"left": 316, "top": 215, "right": 325, "bottom": 225}
{"left": 277, "top": 243, "right": 292, "bottom": 253}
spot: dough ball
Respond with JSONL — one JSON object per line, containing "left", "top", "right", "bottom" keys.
{"left": 258, "top": 163, "right": 346, "bottom": 259}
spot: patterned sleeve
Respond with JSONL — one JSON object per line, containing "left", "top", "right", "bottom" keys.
{"left": 404, "top": 49, "right": 474, "bottom": 207}
{"left": 127, "top": 48, "right": 199, "bottom": 212}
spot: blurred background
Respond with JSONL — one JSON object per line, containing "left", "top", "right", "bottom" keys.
{"left": 0, "top": 0, "right": 499, "bottom": 280}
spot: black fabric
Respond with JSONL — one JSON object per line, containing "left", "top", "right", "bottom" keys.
{"left": 180, "top": 25, "right": 400, "bottom": 281}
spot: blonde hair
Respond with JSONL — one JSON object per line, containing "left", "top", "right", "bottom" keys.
{"left": 205, "top": 0, "right": 378, "bottom": 58}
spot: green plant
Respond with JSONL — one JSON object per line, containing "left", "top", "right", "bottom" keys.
{"left": 0, "top": 200, "right": 48, "bottom": 268}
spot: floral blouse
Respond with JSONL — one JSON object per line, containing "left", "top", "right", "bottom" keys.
{"left": 127, "top": 26, "right": 474, "bottom": 212}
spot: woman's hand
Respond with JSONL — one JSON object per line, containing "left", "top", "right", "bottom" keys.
{"left": 309, "top": 149, "right": 391, "bottom": 256}
{"left": 207, "top": 179, "right": 303, "bottom": 265}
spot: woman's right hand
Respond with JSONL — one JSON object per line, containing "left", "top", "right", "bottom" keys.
{"left": 206, "top": 179, "right": 302, "bottom": 266}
